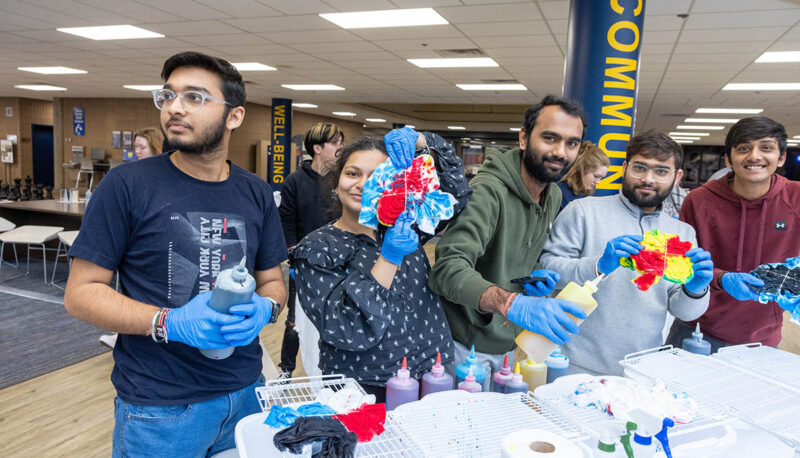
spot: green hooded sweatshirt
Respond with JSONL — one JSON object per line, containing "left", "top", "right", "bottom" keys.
{"left": 428, "top": 147, "right": 561, "bottom": 355}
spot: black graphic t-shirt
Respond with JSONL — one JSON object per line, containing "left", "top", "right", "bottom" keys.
{"left": 70, "top": 153, "right": 287, "bottom": 405}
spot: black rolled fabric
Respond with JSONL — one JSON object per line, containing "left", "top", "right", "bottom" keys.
{"left": 273, "top": 416, "right": 357, "bottom": 458}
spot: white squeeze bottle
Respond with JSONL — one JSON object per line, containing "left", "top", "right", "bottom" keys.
{"left": 514, "top": 275, "right": 602, "bottom": 363}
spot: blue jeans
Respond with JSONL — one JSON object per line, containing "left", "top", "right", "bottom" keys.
{"left": 112, "top": 378, "right": 263, "bottom": 458}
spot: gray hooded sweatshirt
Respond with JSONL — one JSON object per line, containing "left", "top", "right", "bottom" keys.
{"left": 540, "top": 192, "right": 709, "bottom": 375}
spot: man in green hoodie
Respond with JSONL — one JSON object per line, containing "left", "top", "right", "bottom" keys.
{"left": 429, "top": 95, "right": 588, "bottom": 385}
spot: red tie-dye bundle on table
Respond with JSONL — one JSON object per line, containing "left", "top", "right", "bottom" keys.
{"left": 359, "top": 154, "right": 456, "bottom": 234}
{"left": 619, "top": 229, "right": 696, "bottom": 291}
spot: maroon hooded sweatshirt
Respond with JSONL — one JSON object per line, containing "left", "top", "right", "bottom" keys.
{"left": 680, "top": 172, "right": 800, "bottom": 346}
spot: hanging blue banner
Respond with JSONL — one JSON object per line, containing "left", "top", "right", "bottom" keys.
{"left": 73, "top": 107, "right": 85, "bottom": 136}
{"left": 269, "top": 98, "right": 292, "bottom": 191}
{"left": 563, "top": 0, "right": 645, "bottom": 195}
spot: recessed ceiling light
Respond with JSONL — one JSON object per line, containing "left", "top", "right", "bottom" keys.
{"left": 723, "top": 83, "right": 800, "bottom": 91}
{"left": 282, "top": 84, "right": 344, "bottom": 91}
{"left": 457, "top": 83, "right": 527, "bottom": 91}
{"left": 509, "top": 127, "right": 521, "bottom": 132}
{"left": 405, "top": 125, "right": 415, "bottom": 129}
{"left": 232, "top": 62, "right": 276, "bottom": 71}
{"left": 319, "top": 8, "right": 448, "bottom": 29}
{"left": 333, "top": 111, "right": 356, "bottom": 116}
{"left": 292, "top": 103, "right": 318, "bottom": 108}
{"left": 14, "top": 84, "right": 66, "bottom": 91}
{"left": 677, "top": 125, "right": 725, "bottom": 130}
{"left": 670, "top": 132, "right": 709, "bottom": 136}
{"left": 755, "top": 51, "right": 800, "bottom": 63}
{"left": 123, "top": 85, "right": 162, "bottom": 91}
{"left": 448, "top": 126, "right": 466, "bottom": 130}
{"left": 674, "top": 140, "right": 694, "bottom": 144}
{"left": 670, "top": 136, "right": 702, "bottom": 140}
{"left": 408, "top": 58, "right": 498, "bottom": 68}
{"left": 17, "top": 66, "right": 86, "bottom": 74}
{"left": 696, "top": 108, "right": 763, "bottom": 114}
{"left": 684, "top": 118, "right": 738, "bottom": 123}
{"left": 57, "top": 25, "right": 164, "bottom": 40}
{"left": 793, "top": 136, "right": 800, "bottom": 139}
{"left": 366, "top": 118, "right": 386, "bottom": 122}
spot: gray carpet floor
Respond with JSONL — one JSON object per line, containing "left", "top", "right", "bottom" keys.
{"left": 0, "top": 257, "right": 110, "bottom": 389}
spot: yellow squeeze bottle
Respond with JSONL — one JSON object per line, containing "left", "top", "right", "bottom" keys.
{"left": 514, "top": 276, "right": 601, "bottom": 363}
{"left": 518, "top": 359, "right": 547, "bottom": 390}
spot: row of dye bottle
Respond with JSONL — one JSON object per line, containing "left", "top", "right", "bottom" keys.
{"left": 387, "top": 353, "right": 456, "bottom": 410}
{"left": 455, "top": 345, "right": 487, "bottom": 389}
{"left": 490, "top": 356, "right": 530, "bottom": 394}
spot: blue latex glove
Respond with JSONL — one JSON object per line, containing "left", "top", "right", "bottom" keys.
{"left": 380, "top": 211, "right": 419, "bottom": 266}
{"left": 165, "top": 291, "right": 245, "bottom": 349}
{"left": 507, "top": 295, "right": 588, "bottom": 345}
{"left": 222, "top": 293, "right": 275, "bottom": 346}
{"left": 683, "top": 247, "right": 714, "bottom": 294}
{"left": 598, "top": 234, "right": 643, "bottom": 275}
{"left": 384, "top": 126, "right": 418, "bottom": 169}
{"left": 721, "top": 272, "right": 764, "bottom": 301}
{"left": 522, "top": 269, "right": 560, "bottom": 297}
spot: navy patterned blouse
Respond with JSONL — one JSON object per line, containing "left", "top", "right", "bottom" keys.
{"left": 293, "top": 132, "right": 471, "bottom": 387}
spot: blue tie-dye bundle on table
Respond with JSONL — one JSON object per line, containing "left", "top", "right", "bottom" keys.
{"left": 359, "top": 154, "right": 456, "bottom": 235}
{"left": 750, "top": 256, "right": 800, "bottom": 322}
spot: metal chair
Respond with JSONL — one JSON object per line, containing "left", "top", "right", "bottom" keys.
{"left": 75, "top": 158, "right": 95, "bottom": 191}
{"left": 50, "top": 230, "right": 79, "bottom": 290}
{"left": 0, "top": 225, "right": 64, "bottom": 284}
{"left": 0, "top": 217, "right": 18, "bottom": 268}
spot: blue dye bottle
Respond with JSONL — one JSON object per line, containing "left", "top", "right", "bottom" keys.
{"left": 682, "top": 323, "right": 712, "bottom": 356}
{"left": 545, "top": 348, "right": 569, "bottom": 384}
{"left": 200, "top": 257, "right": 255, "bottom": 360}
{"left": 455, "top": 345, "right": 486, "bottom": 388}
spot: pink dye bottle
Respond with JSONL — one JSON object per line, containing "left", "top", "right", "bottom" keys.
{"left": 386, "top": 356, "right": 420, "bottom": 411}
{"left": 491, "top": 354, "right": 513, "bottom": 393}
{"left": 421, "top": 352, "right": 454, "bottom": 398}
{"left": 458, "top": 368, "right": 483, "bottom": 393}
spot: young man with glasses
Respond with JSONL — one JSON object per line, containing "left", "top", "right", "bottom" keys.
{"left": 540, "top": 129, "right": 713, "bottom": 375}
{"left": 277, "top": 122, "right": 344, "bottom": 379}
{"left": 65, "top": 51, "right": 287, "bottom": 456}
{"left": 666, "top": 117, "right": 800, "bottom": 352}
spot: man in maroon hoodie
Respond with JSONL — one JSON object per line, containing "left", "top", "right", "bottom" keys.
{"left": 666, "top": 116, "right": 800, "bottom": 352}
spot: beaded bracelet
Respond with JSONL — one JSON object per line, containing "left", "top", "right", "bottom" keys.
{"left": 502, "top": 292, "right": 518, "bottom": 318}
{"left": 149, "top": 308, "right": 170, "bottom": 343}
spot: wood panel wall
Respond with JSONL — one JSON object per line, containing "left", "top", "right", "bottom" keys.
{"left": 0, "top": 97, "right": 52, "bottom": 184}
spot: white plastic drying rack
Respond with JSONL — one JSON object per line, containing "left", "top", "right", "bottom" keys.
{"left": 714, "top": 343, "right": 800, "bottom": 393}
{"left": 254, "top": 374, "right": 588, "bottom": 457}
{"left": 620, "top": 345, "right": 800, "bottom": 450}
{"left": 532, "top": 372, "right": 728, "bottom": 442}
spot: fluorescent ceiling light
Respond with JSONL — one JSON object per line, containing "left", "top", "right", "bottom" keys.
{"left": 14, "top": 84, "right": 66, "bottom": 91}
{"left": 670, "top": 135, "right": 702, "bottom": 139}
{"left": 457, "top": 83, "right": 527, "bottom": 91}
{"left": 319, "top": 8, "right": 448, "bottom": 29}
{"left": 696, "top": 108, "right": 763, "bottom": 114}
{"left": 282, "top": 84, "right": 344, "bottom": 91}
{"left": 57, "top": 25, "right": 163, "bottom": 40}
{"left": 793, "top": 136, "right": 800, "bottom": 139}
{"left": 684, "top": 118, "right": 738, "bottom": 123}
{"left": 676, "top": 125, "right": 725, "bottom": 130}
{"left": 292, "top": 103, "right": 318, "bottom": 108}
{"left": 405, "top": 125, "right": 415, "bottom": 129}
{"left": 670, "top": 132, "right": 709, "bottom": 136}
{"left": 674, "top": 140, "right": 694, "bottom": 144}
{"left": 755, "top": 51, "right": 800, "bottom": 63}
{"left": 408, "top": 58, "right": 498, "bottom": 68}
{"left": 448, "top": 126, "right": 466, "bottom": 130}
{"left": 232, "top": 62, "right": 276, "bottom": 71}
{"left": 509, "top": 127, "right": 521, "bottom": 132}
{"left": 333, "top": 111, "right": 356, "bottom": 116}
{"left": 366, "top": 118, "right": 386, "bottom": 122}
{"left": 18, "top": 66, "right": 86, "bottom": 74}
{"left": 123, "top": 84, "right": 162, "bottom": 91}
{"left": 723, "top": 83, "right": 800, "bottom": 91}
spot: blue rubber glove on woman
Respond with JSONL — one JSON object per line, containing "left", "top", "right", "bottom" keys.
{"left": 384, "top": 126, "right": 418, "bottom": 169}
{"left": 380, "top": 211, "right": 419, "bottom": 266}
{"left": 165, "top": 291, "right": 245, "bottom": 349}
{"left": 598, "top": 234, "right": 643, "bottom": 275}
{"left": 721, "top": 272, "right": 764, "bottom": 301}
{"left": 507, "top": 295, "right": 587, "bottom": 345}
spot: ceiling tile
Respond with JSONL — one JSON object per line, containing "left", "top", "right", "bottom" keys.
{"left": 472, "top": 35, "right": 556, "bottom": 48}
{"left": 143, "top": 20, "right": 245, "bottom": 36}
{"left": 349, "top": 25, "right": 465, "bottom": 41}
{"left": 258, "top": 29, "right": 362, "bottom": 44}
{"left": 134, "top": 0, "right": 232, "bottom": 20}
{"left": 193, "top": 0, "right": 281, "bottom": 17}
{"left": 372, "top": 37, "right": 476, "bottom": 52}
{"left": 222, "top": 14, "right": 336, "bottom": 32}
{"left": 455, "top": 21, "right": 548, "bottom": 37}
{"left": 685, "top": 10, "right": 800, "bottom": 29}
{"left": 322, "top": 0, "right": 397, "bottom": 12}
{"left": 437, "top": 3, "right": 542, "bottom": 24}
{"left": 74, "top": 0, "right": 184, "bottom": 22}
{"left": 180, "top": 33, "right": 272, "bottom": 47}
{"left": 258, "top": 0, "right": 337, "bottom": 15}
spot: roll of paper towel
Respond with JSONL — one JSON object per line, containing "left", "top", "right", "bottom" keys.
{"left": 500, "top": 429, "right": 582, "bottom": 458}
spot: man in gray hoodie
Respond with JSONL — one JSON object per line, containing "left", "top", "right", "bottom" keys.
{"left": 540, "top": 130, "right": 713, "bottom": 375}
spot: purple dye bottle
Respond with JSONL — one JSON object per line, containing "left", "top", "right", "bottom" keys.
{"left": 491, "top": 354, "right": 513, "bottom": 393}
{"left": 421, "top": 352, "right": 454, "bottom": 398}
{"left": 503, "top": 363, "right": 530, "bottom": 394}
{"left": 458, "top": 368, "right": 483, "bottom": 393}
{"left": 386, "top": 356, "right": 420, "bottom": 411}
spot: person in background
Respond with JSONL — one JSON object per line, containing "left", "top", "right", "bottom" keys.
{"left": 666, "top": 116, "right": 800, "bottom": 352}
{"left": 293, "top": 129, "right": 471, "bottom": 402}
{"left": 133, "top": 127, "right": 164, "bottom": 159}
{"left": 65, "top": 51, "right": 287, "bottom": 457}
{"left": 429, "top": 95, "right": 589, "bottom": 388}
{"left": 541, "top": 129, "right": 712, "bottom": 375}
{"left": 557, "top": 141, "right": 610, "bottom": 210}
{"left": 276, "top": 122, "right": 344, "bottom": 380}
{"left": 661, "top": 172, "right": 688, "bottom": 218}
